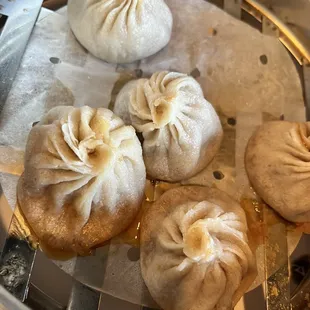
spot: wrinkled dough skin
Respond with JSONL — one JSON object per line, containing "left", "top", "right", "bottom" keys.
{"left": 140, "top": 186, "right": 255, "bottom": 310}
{"left": 67, "top": 0, "right": 173, "bottom": 64}
{"left": 18, "top": 106, "right": 146, "bottom": 254}
{"left": 245, "top": 121, "right": 310, "bottom": 223}
{"left": 114, "top": 71, "right": 223, "bottom": 182}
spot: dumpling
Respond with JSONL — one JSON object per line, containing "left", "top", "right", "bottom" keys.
{"left": 114, "top": 71, "right": 223, "bottom": 182}
{"left": 245, "top": 121, "right": 310, "bottom": 222}
{"left": 18, "top": 106, "right": 146, "bottom": 254}
{"left": 140, "top": 186, "right": 255, "bottom": 310}
{"left": 67, "top": 0, "right": 173, "bottom": 64}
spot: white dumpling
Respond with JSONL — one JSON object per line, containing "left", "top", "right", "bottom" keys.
{"left": 140, "top": 186, "right": 255, "bottom": 310}
{"left": 114, "top": 71, "right": 223, "bottom": 182}
{"left": 18, "top": 106, "right": 146, "bottom": 254}
{"left": 245, "top": 121, "right": 310, "bottom": 222}
{"left": 67, "top": 0, "right": 173, "bottom": 64}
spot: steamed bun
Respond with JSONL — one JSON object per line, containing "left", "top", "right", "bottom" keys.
{"left": 114, "top": 71, "right": 223, "bottom": 182}
{"left": 140, "top": 186, "right": 255, "bottom": 310}
{"left": 245, "top": 121, "right": 310, "bottom": 222}
{"left": 18, "top": 106, "right": 146, "bottom": 254}
{"left": 67, "top": 0, "right": 173, "bottom": 64}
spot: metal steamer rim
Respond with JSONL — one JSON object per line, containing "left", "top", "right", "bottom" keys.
{"left": 0, "top": 0, "right": 310, "bottom": 309}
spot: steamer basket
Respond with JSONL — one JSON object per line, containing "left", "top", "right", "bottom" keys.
{"left": 0, "top": 0, "right": 310, "bottom": 309}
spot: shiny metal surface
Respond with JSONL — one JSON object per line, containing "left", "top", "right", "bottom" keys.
{"left": 256, "top": 0, "right": 310, "bottom": 48}
{"left": 0, "top": 285, "right": 29, "bottom": 310}
{"left": 304, "top": 65, "right": 310, "bottom": 120}
{"left": 25, "top": 284, "right": 64, "bottom": 310}
{"left": 0, "top": 0, "right": 43, "bottom": 113}
{"left": 243, "top": 0, "right": 310, "bottom": 64}
{"left": 0, "top": 236, "right": 36, "bottom": 302}
{"left": 224, "top": 0, "right": 242, "bottom": 18}
{"left": 209, "top": 0, "right": 310, "bottom": 65}
{"left": 291, "top": 269, "right": 310, "bottom": 310}
{"left": 68, "top": 281, "right": 100, "bottom": 310}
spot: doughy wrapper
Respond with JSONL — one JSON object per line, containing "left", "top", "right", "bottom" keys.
{"left": 141, "top": 186, "right": 257, "bottom": 310}
{"left": 0, "top": 0, "right": 305, "bottom": 307}
{"left": 114, "top": 72, "right": 223, "bottom": 182}
{"left": 17, "top": 106, "right": 146, "bottom": 254}
{"left": 245, "top": 121, "right": 310, "bottom": 223}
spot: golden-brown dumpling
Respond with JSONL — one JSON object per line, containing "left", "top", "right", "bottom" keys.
{"left": 18, "top": 106, "right": 146, "bottom": 254}
{"left": 245, "top": 121, "right": 310, "bottom": 222}
{"left": 140, "top": 186, "right": 255, "bottom": 310}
